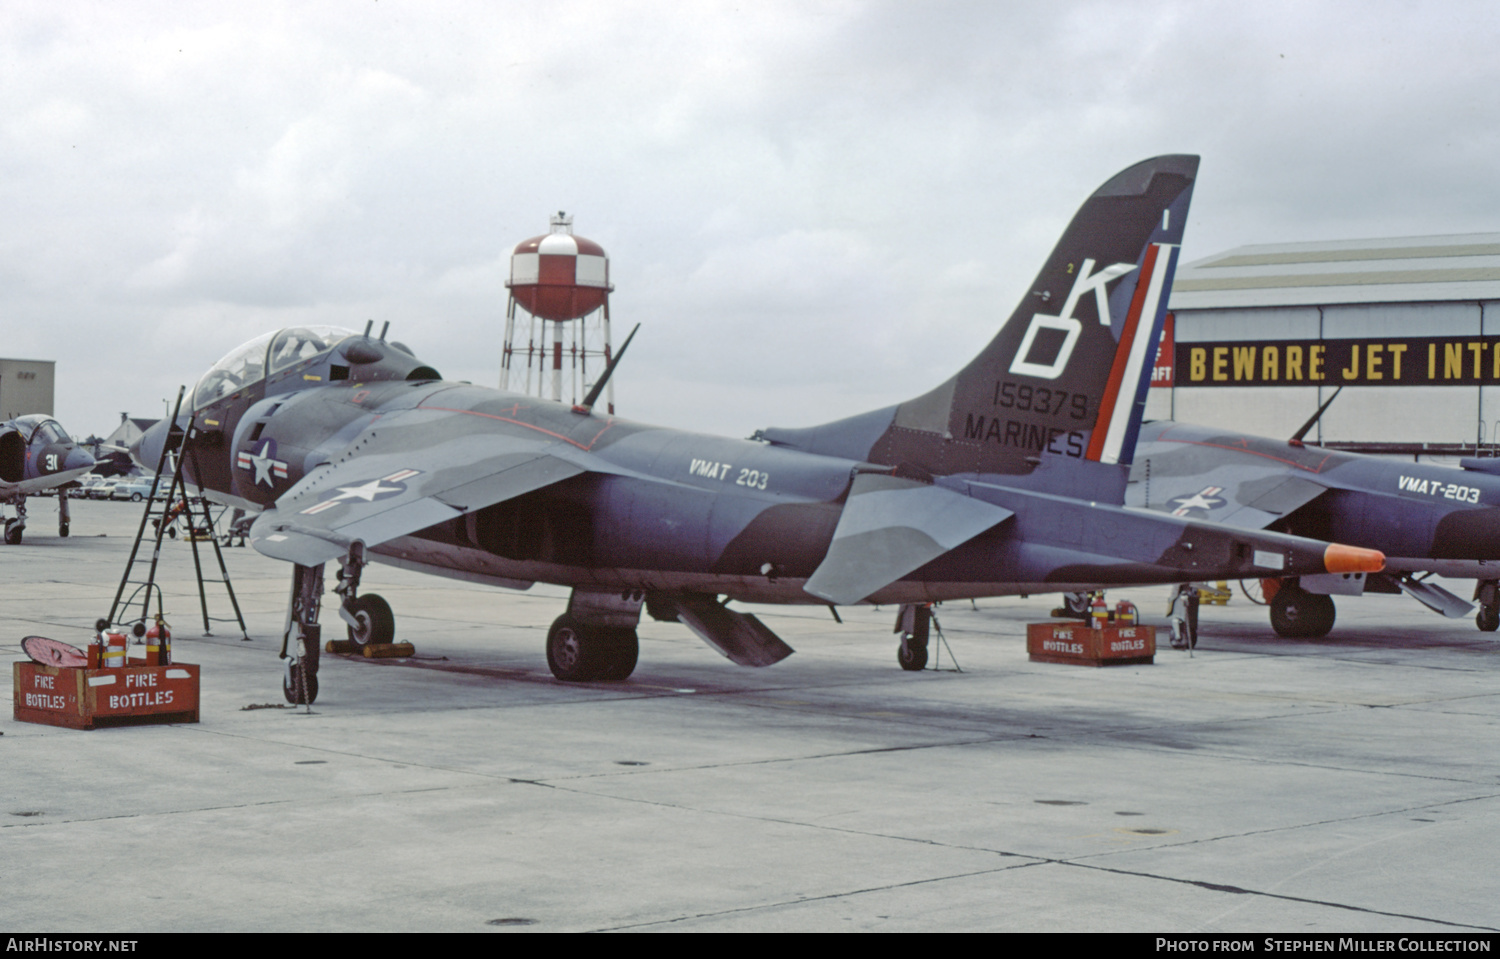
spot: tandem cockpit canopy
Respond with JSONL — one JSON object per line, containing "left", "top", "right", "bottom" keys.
{"left": 192, "top": 326, "right": 439, "bottom": 410}
{"left": 193, "top": 326, "right": 354, "bottom": 409}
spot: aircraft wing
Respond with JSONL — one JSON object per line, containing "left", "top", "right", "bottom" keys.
{"left": 250, "top": 432, "right": 592, "bottom": 566}
{"left": 1209, "top": 474, "right": 1329, "bottom": 529}
{"left": 804, "top": 472, "right": 1014, "bottom": 605}
{"left": 0, "top": 466, "right": 97, "bottom": 504}
{"left": 1130, "top": 436, "right": 1331, "bottom": 530}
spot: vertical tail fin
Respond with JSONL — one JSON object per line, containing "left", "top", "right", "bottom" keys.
{"left": 760, "top": 155, "right": 1197, "bottom": 499}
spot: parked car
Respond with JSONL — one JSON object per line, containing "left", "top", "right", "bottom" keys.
{"left": 109, "top": 476, "right": 164, "bottom": 502}
{"left": 76, "top": 474, "right": 109, "bottom": 499}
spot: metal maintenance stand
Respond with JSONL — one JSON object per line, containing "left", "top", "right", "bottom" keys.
{"left": 106, "top": 387, "right": 250, "bottom": 641}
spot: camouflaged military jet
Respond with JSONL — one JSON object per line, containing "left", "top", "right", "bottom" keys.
{"left": 0, "top": 414, "right": 96, "bottom": 543}
{"left": 133, "top": 155, "right": 1386, "bottom": 703}
{"left": 1130, "top": 417, "right": 1500, "bottom": 638}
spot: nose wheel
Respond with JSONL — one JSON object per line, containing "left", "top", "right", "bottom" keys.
{"left": 281, "top": 563, "right": 324, "bottom": 705}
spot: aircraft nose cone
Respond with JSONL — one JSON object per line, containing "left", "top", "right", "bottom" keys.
{"left": 63, "top": 447, "right": 95, "bottom": 473}
{"left": 130, "top": 422, "right": 164, "bottom": 470}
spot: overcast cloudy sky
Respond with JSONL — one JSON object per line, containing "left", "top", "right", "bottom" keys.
{"left": 5, "top": 0, "right": 1499, "bottom": 439}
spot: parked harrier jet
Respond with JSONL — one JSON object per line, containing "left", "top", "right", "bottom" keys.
{"left": 1130, "top": 416, "right": 1500, "bottom": 637}
{"left": 1, "top": 414, "right": 96, "bottom": 543}
{"left": 133, "top": 155, "right": 1385, "bottom": 702}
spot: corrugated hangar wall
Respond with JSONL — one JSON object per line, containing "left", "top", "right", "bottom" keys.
{"left": 1145, "top": 234, "right": 1500, "bottom": 453}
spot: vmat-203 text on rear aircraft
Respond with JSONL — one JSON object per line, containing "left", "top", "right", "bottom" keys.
{"left": 133, "top": 155, "right": 1385, "bottom": 702}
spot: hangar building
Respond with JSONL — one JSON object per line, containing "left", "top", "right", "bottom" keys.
{"left": 0, "top": 358, "right": 55, "bottom": 421}
{"left": 1146, "top": 233, "right": 1500, "bottom": 456}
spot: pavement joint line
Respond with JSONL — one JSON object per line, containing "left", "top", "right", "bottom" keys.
{"left": 0, "top": 784, "right": 463, "bottom": 829}
{"left": 1066, "top": 790, "right": 1500, "bottom": 859}
{"left": 589, "top": 860, "right": 1053, "bottom": 932}
{"left": 591, "top": 840, "right": 1499, "bottom": 932}
{"left": 1055, "top": 859, "right": 1500, "bottom": 932}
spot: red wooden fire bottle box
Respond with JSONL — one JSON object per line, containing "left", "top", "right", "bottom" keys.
{"left": 13, "top": 661, "right": 200, "bottom": 730}
{"left": 1025, "top": 622, "right": 1156, "bottom": 666}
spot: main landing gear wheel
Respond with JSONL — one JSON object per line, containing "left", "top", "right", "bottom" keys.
{"left": 1269, "top": 586, "right": 1335, "bottom": 639}
{"left": 1478, "top": 606, "right": 1499, "bottom": 632}
{"left": 545, "top": 615, "right": 638, "bottom": 682}
{"left": 595, "top": 627, "right": 639, "bottom": 681}
{"left": 59, "top": 523, "right": 68, "bottom": 537}
{"left": 345, "top": 593, "right": 395, "bottom": 649}
{"left": 4, "top": 519, "right": 22, "bottom": 545}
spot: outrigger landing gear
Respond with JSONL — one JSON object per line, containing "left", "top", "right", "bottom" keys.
{"left": 281, "top": 563, "right": 324, "bottom": 705}
{"left": 545, "top": 589, "right": 643, "bottom": 682}
{"left": 895, "top": 603, "right": 931, "bottom": 671}
{"left": 1476, "top": 580, "right": 1499, "bottom": 632}
{"left": 333, "top": 541, "right": 394, "bottom": 650}
{"left": 4, "top": 497, "right": 27, "bottom": 544}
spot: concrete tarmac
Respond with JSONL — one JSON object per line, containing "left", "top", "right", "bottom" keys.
{"left": 2, "top": 499, "right": 1498, "bottom": 933}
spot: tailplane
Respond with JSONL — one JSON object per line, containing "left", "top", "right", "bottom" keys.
{"left": 760, "top": 155, "right": 1197, "bottom": 501}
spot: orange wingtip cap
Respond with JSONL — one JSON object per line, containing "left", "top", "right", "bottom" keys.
{"left": 1323, "top": 543, "right": 1386, "bottom": 574}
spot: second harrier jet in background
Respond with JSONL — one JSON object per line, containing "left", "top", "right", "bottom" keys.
{"left": 1130, "top": 416, "right": 1500, "bottom": 637}
{"left": 0, "top": 414, "right": 96, "bottom": 543}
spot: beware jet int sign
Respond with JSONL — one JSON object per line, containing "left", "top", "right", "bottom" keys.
{"left": 1170, "top": 334, "right": 1500, "bottom": 387}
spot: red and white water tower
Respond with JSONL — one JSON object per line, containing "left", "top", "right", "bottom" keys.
{"left": 501, "top": 212, "right": 618, "bottom": 411}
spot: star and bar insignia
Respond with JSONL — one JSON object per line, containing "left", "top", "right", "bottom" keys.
{"left": 236, "top": 440, "right": 289, "bottom": 488}
{"left": 1169, "top": 485, "right": 1226, "bottom": 515}
{"left": 300, "top": 469, "right": 422, "bottom": 515}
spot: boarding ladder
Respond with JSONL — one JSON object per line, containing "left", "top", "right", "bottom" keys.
{"left": 105, "top": 386, "right": 250, "bottom": 640}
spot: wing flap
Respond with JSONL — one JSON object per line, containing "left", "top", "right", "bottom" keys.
{"left": 804, "top": 473, "right": 1014, "bottom": 605}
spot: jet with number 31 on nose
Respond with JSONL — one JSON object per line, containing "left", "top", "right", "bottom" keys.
{"left": 0, "top": 414, "right": 96, "bottom": 543}
{"left": 132, "top": 155, "right": 1385, "bottom": 703}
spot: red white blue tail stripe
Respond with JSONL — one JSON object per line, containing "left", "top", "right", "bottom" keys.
{"left": 1085, "top": 241, "right": 1181, "bottom": 466}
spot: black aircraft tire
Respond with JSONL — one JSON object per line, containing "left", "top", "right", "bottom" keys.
{"left": 1477, "top": 606, "right": 1499, "bottom": 632}
{"left": 547, "top": 615, "right": 601, "bottom": 682}
{"left": 59, "top": 523, "right": 68, "bottom": 538}
{"left": 1269, "top": 588, "right": 1335, "bottom": 639}
{"left": 283, "top": 662, "right": 319, "bottom": 705}
{"left": 4, "top": 525, "right": 21, "bottom": 545}
{"left": 346, "top": 594, "right": 395, "bottom": 648}
{"left": 898, "top": 640, "right": 928, "bottom": 671}
{"left": 594, "top": 628, "right": 639, "bottom": 682}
